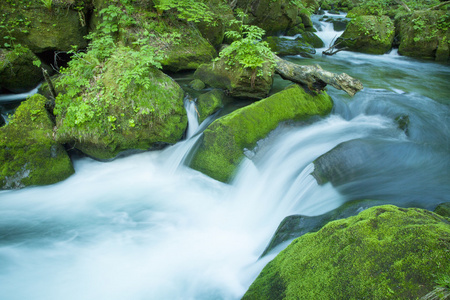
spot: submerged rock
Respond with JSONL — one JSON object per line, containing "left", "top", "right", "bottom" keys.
{"left": 335, "top": 15, "right": 395, "bottom": 54}
{"left": 0, "top": 46, "right": 43, "bottom": 93}
{"left": 434, "top": 202, "right": 450, "bottom": 218}
{"left": 55, "top": 47, "right": 187, "bottom": 160}
{"left": 0, "top": 94, "right": 74, "bottom": 189}
{"left": 396, "top": 11, "right": 449, "bottom": 62}
{"left": 194, "top": 56, "right": 274, "bottom": 99}
{"left": 265, "top": 36, "right": 316, "bottom": 57}
{"left": 243, "top": 205, "right": 450, "bottom": 299}
{"left": 261, "top": 198, "right": 389, "bottom": 256}
{"left": 196, "top": 89, "right": 225, "bottom": 123}
{"left": 189, "top": 85, "right": 333, "bottom": 182}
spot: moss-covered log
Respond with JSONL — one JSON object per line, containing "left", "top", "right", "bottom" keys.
{"left": 189, "top": 85, "right": 333, "bottom": 182}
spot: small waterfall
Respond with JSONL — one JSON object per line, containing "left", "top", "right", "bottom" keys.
{"left": 0, "top": 83, "right": 41, "bottom": 104}
{"left": 312, "top": 12, "right": 347, "bottom": 51}
{"left": 184, "top": 96, "right": 199, "bottom": 140}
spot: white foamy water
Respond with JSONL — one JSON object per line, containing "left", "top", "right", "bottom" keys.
{"left": 0, "top": 113, "right": 393, "bottom": 300}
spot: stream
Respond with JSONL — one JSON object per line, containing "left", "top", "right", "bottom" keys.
{"left": 0, "top": 12, "right": 449, "bottom": 300}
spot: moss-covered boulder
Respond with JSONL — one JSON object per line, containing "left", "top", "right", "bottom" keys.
{"left": 0, "top": 0, "right": 89, "bottom": 53}
{"left": 193, "top": 57, "right": 274, "bottom": 99}
{"left": 189, "top": 79, "right": 206, "bottom": 91}
{"left": 234, "top": 0, "right": 301, "bottom": 35}
{"left": 189, "top": 85, "right": 333, "bottom": 182}
{"left": 159, "top": 24, "right": 217, "bottom": 72}
{"left": 196, "top": 89, "right": 225, "bottom": 123}
{"left": 335, "top": 15, "right": 395, "bottom": 54}
{"left": 0, "top": 94, "right": 74, "bottom": 189}
{"left": 54, "top": 47, "right": 187, "bottom": 160}
{"left": 265, "top": 36, "right": 316, "bottom": 57}
{"left": 243, "top": 205, "right": 450, "bottom": 299}
{"left": 396, "top": 11, "right": 449, "bottom": 61}
{"left": 0, "top": 46, "right": 43, "bottom": 93}
{"left": 195, "top": 0, "right": 236, "bottom": 48}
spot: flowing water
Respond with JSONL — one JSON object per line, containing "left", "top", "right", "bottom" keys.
{"left": 0, "top": 14, "right": 449, "bottom": 300}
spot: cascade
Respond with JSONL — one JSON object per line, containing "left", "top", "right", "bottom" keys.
{"left": 0, "top": 11, "right": 449, "bottom": 300}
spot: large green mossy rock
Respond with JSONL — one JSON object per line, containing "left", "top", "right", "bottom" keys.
{"left": 336, "top": 15, "right": 395, "bottom": 54}
{"left": 189, "top": 85, "right": 333, "bottom": 182}
{"left": 194, "top": 57, "right": 274, "bottom": 99}
{"left": 0, "top": 94, "right": 74, "bottom": 189}
{"left": 234, "top": 0, "right": 301, "bottom": 35}
{"left": 0, "top": 1, "right": 89, "bottom": 53}
{"left": 396, "top": 11, "right": 449, "bottom": 61}
{"left": 159, "top": 24, "right": 217, "bottom": 72}
{"left": 55, "top": 47, "right": 187, "bottom": 160}
{"left": 243, "top": 205, "right": 450, "bottom": 299}
{"left": 0, "top": 46, "right": 43, "bottom": 93}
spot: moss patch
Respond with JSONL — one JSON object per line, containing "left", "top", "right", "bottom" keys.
{"left": 196, "top": 89, "right": 225, "bottom": 123}
{"left": 0, "top": 94, "right": 74, "bottom": 189}
{"left": 189, "top": 85, "right": 332, "bottom": 182}
{"left": 243, "top": 205, "right": 450, "bottom": 299}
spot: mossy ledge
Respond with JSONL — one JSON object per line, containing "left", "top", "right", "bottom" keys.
{"left": 189, "top": 85, "right": 333, "bottom": 182}
{"left": 242, "top": 205, "right": 450, "bottom": 300}
{"left": 0, "top": 94, "right": 74, "bottom": 189}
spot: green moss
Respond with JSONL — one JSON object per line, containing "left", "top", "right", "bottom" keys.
{"left": 0, "top": 94, "right": 74, "bottom": 189}
{"left": 196, "top": 89, "right": 225, "bottom": 123}
{"left": 156, "top": 20, "right": 216, "bottom": 72}
{"left": 336, "top": 15, "right": 395, "bottom": 55}
{"left": 189, "top": 85, "right": 332, "bottom": 182}
{"left": 0, "top": 46, "right": 42, "bottom": 93}
{"left": 243, "top": 205, "right": 450, "bottom": 299}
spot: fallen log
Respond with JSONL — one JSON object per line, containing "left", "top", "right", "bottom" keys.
{"left": 273, "top": 55, "right": 363, "bottom": 97}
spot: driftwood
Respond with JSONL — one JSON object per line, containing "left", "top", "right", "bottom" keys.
{"left": 273, "top": 55, "right": 363, "bottom": 97}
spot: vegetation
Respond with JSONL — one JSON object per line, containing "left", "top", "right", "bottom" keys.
{"left": 243, "top": 205, "right": 450, "bottom": 299}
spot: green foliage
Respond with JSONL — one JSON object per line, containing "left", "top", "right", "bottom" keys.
{"left": 217, "top": 12, "right": 275, "bottom": 75}
{"left": 154, "top": 0, "right": 214, "bottom": 23}
{"left": 54, "top": 0, "right": 165, "bottom": 132}
{"left": 40, "top": 0, "right": 52, "bottom": 10}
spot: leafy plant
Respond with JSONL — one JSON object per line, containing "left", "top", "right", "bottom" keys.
{"left": 216, "top": 11, "right": 275, "bottom": 76}
{"left": 154, "top": 0, "right": 214, "bottom": 23}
